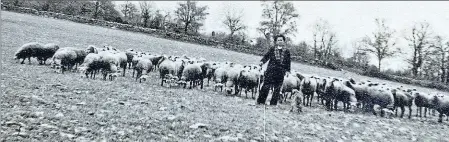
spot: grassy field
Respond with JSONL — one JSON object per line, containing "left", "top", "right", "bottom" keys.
{"left": 1, "top": 11, "right": 448, "bottom": 141}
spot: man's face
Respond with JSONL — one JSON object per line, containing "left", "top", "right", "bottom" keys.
{"left": 275, "top": 37, "right": 285, "bottom": 47}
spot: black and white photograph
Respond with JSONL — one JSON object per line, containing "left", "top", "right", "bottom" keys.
{"left": 1, "top": 0, "right": 449, "bottom": 141}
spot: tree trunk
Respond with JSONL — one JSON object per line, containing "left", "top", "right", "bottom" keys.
{"left": 184, "top": 22, "right": 189, "bottom": 34}
{"left": 378, "top": 58, "right": 382, "bottom": 72}
{"left": 93, "top": 1, "right": 99, "bottom": 19}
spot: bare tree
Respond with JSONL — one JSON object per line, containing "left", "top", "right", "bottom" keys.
{"left": 222, "top": 7, "right": 246, "bottom": 39}
{"left": 139, "top": 1, "right": 152, "bottom": 27}
{"left": 257, "top": 0, "right": 299, "bottom": 44}
{"left": 120, "top": 1, "right": 138, "bottom": 21}
{"left": 174, "top": 0, "right": 209, "bottom": 34}
{"left": 361, "top": 18, "right": 399, "bottom": 72}
{"left": 428, "top": 36, "right": 449, "bottom": 83}
{"left": 311, "top": 18, "right": 337, "bottom": 61}
{"left": 351, "top": 40, "right": 369, "bottom": 67}
{"left": 404, "top": 22, "right": 432, "bottom": 77}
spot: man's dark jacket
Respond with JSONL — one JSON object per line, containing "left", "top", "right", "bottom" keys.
{"left": 260, "top": 46, "right": 291, "bottom": 83}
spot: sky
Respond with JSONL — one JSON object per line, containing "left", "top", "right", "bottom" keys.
{"left": 114, "top": 1, "right": 449, "bottom": 71}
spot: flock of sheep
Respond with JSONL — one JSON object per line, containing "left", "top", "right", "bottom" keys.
{"left": 13, "top": 42, "right": 449, "bottom": 123}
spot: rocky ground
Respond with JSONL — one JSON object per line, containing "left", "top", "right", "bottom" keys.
{"left": 1, "top": 11, "right": 448, "bottom": 141}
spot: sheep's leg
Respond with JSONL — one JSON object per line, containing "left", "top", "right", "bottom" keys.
{"left": 28, "top": 57, "right": 31, "bottom": 64}
{"left": 302, "top": 94, "right": 307, "bottom": 106}
{"left": 309, "top": 93, "right": 314, "bottom": 107}
{"left": 122, "top": 66, "right": 126, "bottom": 77}
{"left": 394, "top": 106, "right": 398, "bottom": 117}
{"left": 400, "top": 106, "right": 405, "bottom": 118}
{"left": 424, "top": 108, "right": 427, "bottom": 118}
{"left": 438, "top": 113, "right": 443, "bottom": 123}
{"left": 408, "top": 106, "right": 412, "bottom": 119}
{"left": 21, "top": 58, "right": 25, "bottom": 64}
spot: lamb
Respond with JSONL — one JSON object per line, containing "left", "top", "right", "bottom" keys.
{"left": 280, "top": 72, "right": 301, "bottom": 103}
{"left": 51, "top": 47, "right": 78, "bottom": 73}
{"left": 205, "top": 62, "right": 220, "bottom": 86}
{"left": 134, "top": 58, "right": 153, "bottom": 83}
{"left": 430, "top": 94, "right": 449, "bottom": 122}
{"left": 290, "top": 89, "right": 304, "bottom": 113}
{"left": 391, "top": 88, "right": 414, "bottom": 119}
{"left": 180, "top": 62, "right": 204, "bottom": 89}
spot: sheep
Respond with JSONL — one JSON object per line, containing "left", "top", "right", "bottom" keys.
{"left": 80, "top": 53, "right": 101, "bottom": 79}
{"left": 51, "top": 47, "right": 78, "bottom": 73}
{"left": 125, "top": 49, "right": 137, "bottom": 69}
{"left": 86, "top": 45, "right": 99, "bottom": 54}
{"left": 14, "top": 42, "right": 42, "bottom": 64}
{"left": 35, "top": 43, "right": 60, "bottom": 65}
{"left": 134, "top": 58, "right": 153, "bottom": 83}
{"left": 334, "top": 80, "right": 358, "bottom": 112}
{"left": 238, "top": 68, "right": 260, "bottom": 99}
{"left": 290, "top": 89, "right": 304, "bottom": 114}
{"left": 14, "top": 42, "right": 60, "bottom": 65}
{"left": 365, "top": 84, "right": 395, "bottom": 117}
{"left": 142, "top": 54, "right": 163, "bottom": 71}
{"left": 391, "top": 88, "right": 414, "bottom": 119}
{"left": 299, "top": 75, "right": 318, "bottom": 107}
{"left": 180, "top": 62, "right": 204, "bottom": 89}
{"left": 348, "top": 78, "right": 371, "bottom": 111}
{"left": 280, "top": 72, "right": 301, "bottom": 103}
{"left": 84, "top": 58, "right": 118, "bottom": 81}
{"left": 430, "top": 94, "right": 449, "bottom": 123}
{"left": 205, "top": 62, "right": 220, "bottom": 86}
{"left": 99, "top": 51, "right": 128, "bottom": 76}
{"left": 213, "top": 63, "right": 231, "bottom": 92}
{"left": 157, "top": 56, "right": 178, "bottom": 86}
{"left": 413, "top": 91, "right": 434, "bottom": 118}
{"left": 224, "top": 63, "right": 243, "bottom": 95}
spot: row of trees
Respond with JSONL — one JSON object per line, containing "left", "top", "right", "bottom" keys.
{"left": 4, "top": 0, "right": 449, "bottom": 84}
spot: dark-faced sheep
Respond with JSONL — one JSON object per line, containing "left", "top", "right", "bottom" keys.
{"left": 413, "top": 91, "right": 434, "bottom": 118}
{"left": 14, "top": 42, "right": 59, "bottom": 65}
{"left": 35, "top": 43, "right": 60, "bottom": 65}
{"left": 299, "top": 76, "right": 318, "bottom": 107}
{"left": 430, "top": 94, "right": 449, "bottom": 122}
{"left": 238, "top": 68, "right": 260, "bottom": 99}
{"left": 391, "top": 88, "right": 414, "bottom": 119}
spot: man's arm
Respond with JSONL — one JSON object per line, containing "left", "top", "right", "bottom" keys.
{"left": 284, "top": 49, "right": 291, "bottom": 72}
{"left": 260, "top": 47, "right": 273, "bottom": 65}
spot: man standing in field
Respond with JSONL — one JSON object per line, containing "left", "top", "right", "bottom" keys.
{"left": 257, "top": 34, "right": 291, "bottom": 106}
